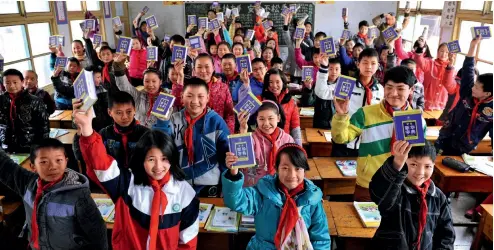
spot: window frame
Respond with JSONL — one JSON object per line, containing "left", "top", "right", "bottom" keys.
{"left": 66, "top": 1, "right": 106, "bottom": 43}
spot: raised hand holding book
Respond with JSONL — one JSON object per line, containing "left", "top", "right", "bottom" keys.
{"left": 150, "top": 93, "right": 175, "bottom": 120}
{"left": 393, "top": 109, "right": 425, "bottom": 146}
{"left": 116, "top": 36, "right": 132, "bottom": 55}
{"left": 334, "top": 75, "right": 356, "bottom": 100}
{"left": 73, "top": 70, "right": 98, "bottom": 112}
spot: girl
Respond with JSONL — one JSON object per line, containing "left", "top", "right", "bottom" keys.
{"left": 266, "top": 38, "right": 279, "bottom": 58}
{"left": 72, "top": 40, "right": 89, "bottom": 68}
{"left": 223, "top": 143, "right": 331, "bottom": 250}
{"left": 237, "top": 101, "right": 294, "bottom": 187}
{"left": 262, "top": 47, "right": 275, "bottom": 69}
{"left": 414, "top": 42, "right": 457, "bottom": 111}
{"left": 232, "top": 42, "right": 245, "bottom": 57}
{"left": 75, "top": 107, "right": 200, "bottom": 250}
{"left": 128, "top": 37, "right": 148, "bottom": 87}
{"left": 215, "top": 42, "right": 231, "bottom": 73}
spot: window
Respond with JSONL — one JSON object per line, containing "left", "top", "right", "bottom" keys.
{"left": 70, "top": 20, "right": 86, "bottom": 44}
{"left": 67, "top": 1, "right": 82, "bottom": 11}
{"left": 420, "top": 1, "right": 445, "bottom": 10}
{"left": 455, "top": 20, "right": 493, "bottom": 74}
{"left": 0, "top": 25, "right": 30, "bottom": 63}
{"left": 86, "top": 1, "right": 101, "bottom": 11}
{"left": 396, "top": 15, "right": 441, "bottom": 57}
{"left": 0, "top": 1, "right": 19, "bottom": 14}
{"left": 25, "top": 2, "right": 51, "bottom": 13}
{"left": 28, "top": 23, "right": 51, "bottom": 56}
{"left": 399, "top": 1, "right": 418, "bottom": 10}
{"left": 460, "top": 1, "right": 485, "bottom": 11}
{"left": 459, "top": 21, "right": 481, "bottom": 56}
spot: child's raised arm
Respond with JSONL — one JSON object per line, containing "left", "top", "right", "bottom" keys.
{"left": 331, "top": 101, "right": 363, "bottom": 144}
{"left": 0, "top": 149, "right": 37, "bottom": 197}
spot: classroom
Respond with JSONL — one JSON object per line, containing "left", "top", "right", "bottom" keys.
{"left": 0, "top": 0, "right": 492, "bottom": 249}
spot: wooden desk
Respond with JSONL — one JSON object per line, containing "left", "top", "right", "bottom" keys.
{"left": 50, "top": 128, "right": 77, "bottom": 145}
{"left": 329, "top": 202, "right": 376, "bottom": 250}
{"left": 49, "top": 110, "right": 72, "bottom": 128}
{"left": 426, "top": 126, "right": 491, "bottom": 154}
{"left": 60, "top": 112, "right": 74, "bottom": 129}
{"left": 423, "top": 110, "right": 442, "bottom": 120}
{"left": 322, "top": 200, "right": 337, "bottom": 236}
{"left": 314, "top": 157, "right": 357, "bottom": 196}
{"left": 472, "top": 204, "right": 493, "bottom": 250}
{"left": 432, "top": 156, "right": 493, "bottom": 193}
{"left": 305, "top": 128, "right": 332, "bottom": 157}
{"left": 299, "top": 108, "right": 314, "bottom": 130}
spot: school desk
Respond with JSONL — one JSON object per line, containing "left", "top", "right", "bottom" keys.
{"left": 423, "top": 110, "right": 442, "bottom": 120}
{"left": 49, "top": 110, "right": 73, "bottom": 128}
{"left": 472, "top": 204, "right": 493, "bottom": 250}
{"left": 60, "top": 111, "right": 74, "bottom": 129}
{"left": 305, "top": 128, "right": 332, "bottom": 157}
{"left": 328, "top": 202, "right": 377, "bottom": 250}
{"left": 298, "top": 107, "right": 314, "bottom": 130}
{"left": 426, "top": 126, "right": 491, "bottom": 155}
{"left": 432, "top": 156, "right": 493, "bottom": 194}
{"left": 314, "top": 157, "right": 357, "bottom": 196}
{"left": 322, "top": 200, "right": 337, "bottom": 237}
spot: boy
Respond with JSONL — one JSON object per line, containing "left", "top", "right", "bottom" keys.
{"left": 0, "top": 69, "right": 49, "bottom": 153}
{"left": 401, "top": 59, "right": 425, "bottom": 110}
{"left": 154, "top": 77, "right": 230, "bottom": 197}
{"left": 52, "top": 57, "right": 80, "bottom": 110}
{"left": 340, "top": 41, "right": 365, "bottom": 77}
{"left": 331, "top": 48, "right": 384, "bottom": 157}
{"left": 343, "top": 19, "right": 375, "bottom": 48}
{"left": 313, "top": 56, "right": 341, "bottom": 129}
{"left": 157, "top": 34, "right": 186, "bottom": 88}
{"left": 271, "top": 57, "right": 284, "bottom": 71}
{"left": 295, "top": 37, "right": 321, "bottom": 107}
{"left": 439, "top": 67, "right": 479, "bottom": 123}
{"left": 372, "top": 9, "right": 410, "bottom": 47}
{"left": 23, "top": 70, "right": 56, "bottom": 115}
{"left": 217, "top": 53, "right": 240, "bottom": 101}
{"left": 0, "top": 138, "right": 108, "bottom": 249}
{"left": 369, "top": 141, "right": 455, "bottom": 249}
{"left": 235, "top": 58, "right": 267, "bottom": 103}
{"left": 435, "top": 37, "right": 493, "bottom": 155}
{"left": 332, "top": 66, "right": 424, "bottom": 201}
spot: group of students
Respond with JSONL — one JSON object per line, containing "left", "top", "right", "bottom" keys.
{"left": 0, "top": 3, "right": 492, "bottom": 250}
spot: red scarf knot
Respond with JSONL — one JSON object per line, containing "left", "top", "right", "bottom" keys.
{"left": 147, "top": 172, "right": 171, "bottom": 250}
{"left": 362, "top": 78, "right": 374, "bottom": 105}
{"left": 184, "top": 109, "right": 207, "bottom": 165}
{"left": 102, "top": 63, "right": 111, "bottom": 84}
{"left": 274, "top": 180, "right": 305, "bottom": 250}
{"left": 260, "top": 127, "right": 281, "bottom": 175}
{"left": 412, "top": 178, "right": 431, "bottom": 250}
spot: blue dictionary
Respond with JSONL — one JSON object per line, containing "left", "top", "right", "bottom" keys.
{"left": 245, "top": 29, "right": 255, "bottom": 41}
{"left": 145, "top": 15, "right": 159, "bottom": 30}
{"left": 151, "top": 93, "right": 176, "bottom": 119}
{"left": 49, "top": 36, "right": 58, "bottom": 47}
{"left": 234, "top": 92, "right": 262, "bottom": 116}
{"left": 367, "top": 26, "right": 379, "bottom": 39}
{"left": 447, "top": 40, "right": 461, "bottom": 53}
{"left": 73, "top": 70, "right": 98, "bottom": 112}
{"left": 210, "top": 18, "right": 221, "bottom": 30}
{"left": 147, "top": 46, "right": 158, "bottom": 61}
{"left": 57, "top": 35, "right": 65, "bottom": 46}
{"left": 164, "top": 34, "right": 171, "bottom": 42}
{"left": 84, "top": 19, "right": 96, "bottom": 31}
{"left": 216, "top": 12, "right": 224, "bottom": 22}
{"left": 281, "top": 6, "right": 290, "bottom": 16}
{"left": 236, "top": 54, "right": 252, "bottom": 74}
{"left": 302, "top": 66, "right": 313, "bottom": 81}
{"left": 293, "top": 26, "right": 305, "bottom": 39}
{"left": 116, "top": 36, "right": 132, "bottom": 55}
{"left": 334, "top": 75, "right": 356, "bottom": 100}
{"left": 320, "top": 37, "right": 336, "bottom": 56}
{"left": 228, "top": 133, "right": 256, "bottom": 169}
{"left": 341, "top": 29, "right": 352, "bottom": 40}
{"left": 54, "top": 57, "right": 68, "bottom": 69}
{"left": 342, "top": 7, "right": 348, "bottom": 17}
{"left": 112, "top": 16, "right": 122, "bottom": 26}
{"left": 289, "top": 4, "right": 297, "bottom": 13}
{"left": 262, "top": 20, "right": 272, "bottom": 30}
{"left": 232, "top": 8, "right": 239, "bottom": 17}
{"left": 171, "top": 45, "right": 188, "bottom": 63}
{"left": 93, "top": 34, "right": 102, "bottom": 46}
{"left": 188, "top": 15, "right": 197, "bottom": 26}
{"left": 393, "top": 109, "right": 425, "bottom": 146}
{"left": 198, "top": 17, "right": 208, "bottom": 29}
{"left": 212, "top": 1, "right": 219, "bottom": 8}
{"left": 188, "top": 36, "right": 202, "bottom": 49}
{"left": 142, "top": 6, "right": 149, "bottom": 13}
{"left": 382, "top": 26, "right": 399, "bottom": 44}
{"left": 471, "top": 26, "right": 492, "bottom": 39}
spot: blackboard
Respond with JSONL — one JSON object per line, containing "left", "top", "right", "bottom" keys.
{"left": 184, "top": 2, "right": 315, "bottom": 46}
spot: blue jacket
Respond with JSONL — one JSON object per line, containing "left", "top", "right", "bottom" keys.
{"left": 236, "top": 76, "right": 264, "bottom": 103}
{"left": 154, "top": 109, "right": 230, "bottom": 193}
{"left": 436, "top": 56, "right": 493, "bottom": 154}
{"left": 339, "top": 46, "right": 358, "bottom": 77}
{"left": 216, "top": 73, "right": 242, "bottom": 103}
{"left": 221, "top": 171, "right": 331, "bottom": 250}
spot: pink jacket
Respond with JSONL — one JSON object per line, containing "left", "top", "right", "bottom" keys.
{"left": 129, "top": 48, "right": 147, "bottom": 79}
{"left": 413, "top": 53, "right": 456, "bottom": 111}
{"left": 295, "top": 48, "right": 319, "bottom": 88}
{"left": 212, "top": 54, "right": 222, "bottom": 74}
{"left": 241, "top": 129, "right": 294, "bottom": 187}
{"left": 395, "top": 37, "right": 424, "bottom": 83}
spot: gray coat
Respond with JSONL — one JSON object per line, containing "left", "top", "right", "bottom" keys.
{"left": 0, "top": 149, "right": 108, "bottom": 250}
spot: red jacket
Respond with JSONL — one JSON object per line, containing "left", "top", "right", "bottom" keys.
{"left": 207, "top": 77, "right": 235, "bottom": 133}
{"left": 413, "top": 54, "right": 456, "bottom": 111}
{"left": 80, "top": 132, "right": 199, "bottom": 250}
{"left": 295, "top": 48, "right": 319, "bottom": 88}
{"left": 254, "top": 16, "right": 280, "bottom": 56}
{"left": 395, "top": 37, "right": 425, "bottom": 83}
{"left": 129, "top": 48, "right": 147, "bottom": 79}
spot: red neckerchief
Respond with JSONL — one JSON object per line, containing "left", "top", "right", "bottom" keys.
{"left": 467, "top": 96, "right": 493, "bottom": 143}
{"left": 385, "top": 101, "right": 408, "bottom": 154}
{"left": 102, "top": 62, "right": 111, "bottom": 83}
{"left": 412, "top": 179, "right": 431, "bottom": 250}
{"left": 361, "top": 77, "right": 374, "bottom": 105}
{"left": 184, "top": 109, "right": 207, "bottom": 164}
{"left": 274, "top": 180, "right": 305, "bottom": 250}
{"left": 357, "top": 32, "right": 370, "bottom": 45}
{"left": 8, "top": 93, "right": 20, "bottom": 129}
{"left": 225, "top": 72, "right": 239, "bottom": 85}
{"left": 146, "top": 91, "right": 161, "bottom": 117}
{"left": 113, "top": 123, "right": 134, "bottom": 168}
{"left": 31, "top": 176, "right": 64, "bottom": 249}
{"left": 147, "top": 172, "right": 171, "bottom": 250}
{"left": 432, "top": 59, "right": 449, "bottom": 81}
{"left": 259, "top": 127, "right": 281, "bottom": 175}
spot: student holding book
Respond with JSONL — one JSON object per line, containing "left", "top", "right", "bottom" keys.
{"left": 332, "top": 66, "right": 423, "bottom": 201}
{"left": 339, "top": 42, "right": 365, "bottom": 77}
{"left": 343, "top": 18, "right": 375, "bottom": 49}
{"left": 435, "top": 36, "right": 493, "bottom": 155}
{"left": 372, "top": 10, "right": 410, "bottom": 47}
{"left": 369, "top": 141, "right": 455, "bottom": 249}
{"left": 295, "top": 36, "right": 321, "bottom": 107}
{"left": 23, "top": 70, "right": 56, "bottom": 115}
{"left": 0, "top": 69, "right": 49, "bottom": 154}
{"left": 128, "top": 36, "right": 148, "bottom": 87}
{"left": 217, "top": 53, "right": 240, "bottom": 101}
{"left": 75, "top": 105, "right": 200, "bottom": 250}
{"left": 237, "top": 101, "right": 294, "bottom": 187}
{"left": 157, "top": 34, "right": 187, "bottom": 88}
{"left": 313, "top": 56, "right": 341, "bottom": 129}
{"left": 0, "top": 138, "right": 108, "bottom": 249}
{"left": 394, "top": 36, "right": 431, "bottom": 83}
{"left": 400, "top": 59, "right": 425, "bottom": 111}
{"left": 50, "top": 40, "right": 89, "bottom": 70}
{"left": 261, "top": 47, "right": 275, "bottom": 70}
{"left": 154, "top": 77, "right": 230, "bottom": 197}
{"left": 282, "top": 12, "right": 302, "bottom": 85}
{"left": 51, "top": 57, "right": 80, "bottom": 110}
{"left": 235, "top": 58, "right": 267, "bottom": 103}
{"left": 222, "top": 143, "right": 331, "bottom": 249}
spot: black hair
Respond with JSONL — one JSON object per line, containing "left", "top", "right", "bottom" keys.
{"left": 262, "top": 69, "right": 290, "bottom": 128}
{"left": 400, "top": 58, "right": 416, "bottom": 66}
{"left": 408, "top": 140, "right": 437, "bottom": 162}
{"left": 235, "top": 27, "right": 245, "bottom": 36}
{"left": 68, "top": 57, "right": 80, "bottom": 66}
{"left": 143, "top": 67, "right": 162, "bottom": 80}
{"left": 29, "top": 138, "right": 66, "bottom": 163}
{"left": 232, "top": 42, "right": 244, "bottom": 51}
{"left": 256, "top": 101, "right": 286, "bottom": 130}
{"left": 304, "top": 21, "right": 313, "bottom": 27}
{"left": 315, "top": 31, "right": 326, "bottom": 39}
{"left": 72, "top": 39, "right": 84, "bottom": 48}
{"left": 208, "top": 43, "right": 218, "bottom": 55}
{"left": 207, "top": 9, "right": 216, "bottom": 15}
{"left": 195, "top": 52, "right": 215, "bottom": 66}
{"left": 358, "top": 20, "right": 369, "bottom": 29}
{"left": 3, "top": 69, "right": 24, "bottom": 81}
{"left": 383, "top": 66, "right": 416, "bottom": 88}
{"left": 413, "top": 40, "right": 432, "bottom": 58}
{"left": 358, "top": 48, "right": 379, "bottom": 62}
{"left": 221, "top": 53, "right": 236, "bottom": 61}
{"left": 236, "top": 20, "right": 242, "bottom": 26}
{"left": 477, "top": 73, "right": 493, "bottom": 95}
{"left": 183, "top": 77, "right": 209, "bottom": 93}
{"left": 353, "top": 43, "right": 365, "bottom": 50}
{"left": 130, "top": 130, "right": 186, "bottom": 186}
{"left": 252, "top": 57, "right": 267, "bottom": 67}
{"left": 312, "top": 47, "right": 321, "bottom": 56}
{"left": 275, "top": 144, "right": 310, "bottom": 171}
{"left": 265, "top": 38, "right": 279, "bottom": 57}
{"left": 233, "top": 34, "right": 244, "bottom": 42}
{"left": 456, "top": 66, "right": 479, "bottom": 79}
{"left": 262, "top": 47, "right": 275, "bottom": 59}
{"left": 101, "top": 41, "right": 109, "bottom": 47}
{"left": 92, "top": 67, "right": 102, "bottom": 74}
{"left": 271, "top": 57, "right": 283, "bottom": 65}
{"left": 99, "top": 45, "right": 113, "bottom": 54}
{"left": 139, "top": 21, "right": 147, "bottom": 28}
{"left": 328, "top": 58, "right": 341, "bottom": 66}
{"left": 438, "top": 42, "right": 448, "bottom": 52}
{"left": 217, "top": 41, "right": 231, "bottom": 51}
{"left": 109, "top": 91, "right": 136, "bottom": 109}
{"left": 170, "top": 34, "right": 186, "bottom": 45}
{"left": 24, "top": 70, "right": 38, "bottom": 79}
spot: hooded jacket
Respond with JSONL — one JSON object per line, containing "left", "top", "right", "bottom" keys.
{"left": 0, "top": 149, "right": 108, "bottom": 250}
{"left": 52, "top": 71, "right": 78, "bottom": 108}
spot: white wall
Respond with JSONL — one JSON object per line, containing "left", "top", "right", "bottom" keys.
{"left": 127, "top": 1, "right": 186, "bottom": 39}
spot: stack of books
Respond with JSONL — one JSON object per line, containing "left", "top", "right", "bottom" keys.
{"left": 239, "top": 215, "right": 255, "bottom": 232}
{"left": 205, "top": 206, "right": 241, "bottom": 233}
{"left": 354, "top": 202, "right": 381, "bottom": 228}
